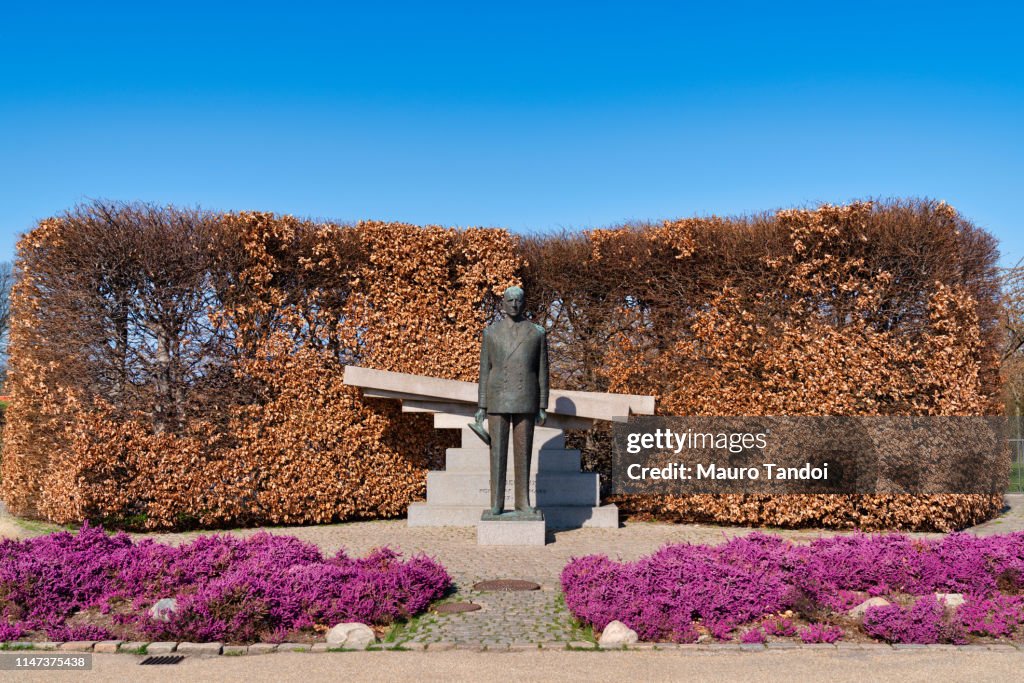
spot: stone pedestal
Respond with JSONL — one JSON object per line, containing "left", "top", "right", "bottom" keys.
{"left": 407, "top": 426, "right": 619, "bottom": 529}
{"left": 477, "top": 519, "right": 546, "bottom": 546}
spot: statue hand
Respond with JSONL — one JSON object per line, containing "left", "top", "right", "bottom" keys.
{"left": 475, "top": 408, "right": 486, "bottom": 424}
{"left": 535, "top": 409, "right": 547, "bottom": 426}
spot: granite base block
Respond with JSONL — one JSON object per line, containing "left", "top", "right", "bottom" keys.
{"left": 477, "top": 519, "right": 546, "bottom": 546}
{"left": 408, "top": 502, "right": 619, "bottom": 528}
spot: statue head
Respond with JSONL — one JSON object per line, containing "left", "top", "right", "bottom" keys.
{"left": 501, "top": 286, "right": 525, "bottom": 320}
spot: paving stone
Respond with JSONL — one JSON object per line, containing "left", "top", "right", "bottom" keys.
{"left": 146, "top": 642, "right": 179, "bottom": 654}
{"left": 94, "top": 640, "right": 123, "bottom": 653}
{"left": 739, "top": 643, "right": 765, "bottom": 651}
{"left": 276, "top": 642, "right": 311, "bottom": 652}
{"left": 308, "top": 644, "right": 330, "bottom": 653}
{"left": 58, "top": 641, "right": 96, "bottom": 651}
{"left": 34, "top": 642, "right": 61, "bottom": 651}
{"left": 177, "top": 642, "right": 223, "bottom": 655}
{"left": 766, "top": 642, "right": 800, "bottom": 650}
{"left": 428, "top": 642, "right": 456, "bottom": 651}
{"left": 118, "top": 641, "right": 150, "bottom": 653}
{"left": 248, "top": 643, "right": 279, "bottom": 654}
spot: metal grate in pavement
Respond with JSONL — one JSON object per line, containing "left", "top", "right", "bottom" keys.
{"left": 139, "top": 655, "right": 185, "bottom": 666}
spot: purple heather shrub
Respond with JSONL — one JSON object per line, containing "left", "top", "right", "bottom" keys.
{"left": 46, "top": 624, "right": 114, "bottom": 641}
{"left": 561, "top": 531, "right": 1024, "bottom": 644}
{"left": 667, "top": 616, "right": 699, "bottom": 644}
{"left": 762, "top": 616, "right": 797, "bottom": 637}
{"left": 798, "top": 623, "right": 843, "bottom": 644}
{"left": 956, "top": 594, "right": 1024, "bottom": 638}
{"left": 708, "top": 620, "right": 735, "bottom": 641}
{"left": 0, "top": 622, "right": 26, "bottom": 641}
{"left": 561, "top": 533, "right": 792, "bottom": 643}
{"left": 741, "top": 628, "right": 767, "bottom": 644}
{"left": 0, "top": 523, "right": 133, "bottom": 628}
{"left": 789, "top": 532, "right": 1024, "bottom": 608}
{"left": 862, "top": 595, "right": 966, "bottom": 645}
{"left": 0, "top": 524, "right": 450, "bottom": 643}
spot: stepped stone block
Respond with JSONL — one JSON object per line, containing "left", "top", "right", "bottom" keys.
{"left": 434, "top": 411, "right": 592, "bottom": 432}
{"left": 457, "top": 425, "right": 566, "bottom": 449}
{"left": 413, "top": 425, "right": 616, "bottom": 529}
{"left": 444, "top": 448, "right": 581, "bottom": 474}
{"left": 425, "top": 471, "right": 599, "bottom": 507}
{"left": 408, "top": 502, "right": 618, "bottom": 528}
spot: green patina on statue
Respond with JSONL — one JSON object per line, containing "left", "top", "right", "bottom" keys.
{"left": 473, "top": 286, "right": 549, "bottom": 522}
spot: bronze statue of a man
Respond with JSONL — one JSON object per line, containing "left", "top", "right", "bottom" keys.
{"left": 474, "top": 286, "right": 548, "bottom": 520}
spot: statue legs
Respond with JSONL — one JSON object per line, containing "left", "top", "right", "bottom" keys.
{"left": 487, "top": 413, "right": 534, "bottom": 514}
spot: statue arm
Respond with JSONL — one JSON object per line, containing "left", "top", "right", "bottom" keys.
{"left": 535, "top": 330, "right": 549, "bottom": 426}
{"left": 477, "top": 330, "right": 490, "bottom": 411}
{"left": 539, "top": 330, "right": 549, "bottom": 409}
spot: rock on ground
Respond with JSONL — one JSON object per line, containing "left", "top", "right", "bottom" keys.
{"left": 847, "top": 597, "right": 890, "bottom": 618}
{"left": 148, "top": 598, "right": 178, "bottom": 622}
{"left": 326, "top": 622, "right": 376, "bottom": 650}
{"left": 598, "top": 620, "right": 638, "bottom": 647}
{"left": 936, "top": 593, "right": 966, "bottom": 609}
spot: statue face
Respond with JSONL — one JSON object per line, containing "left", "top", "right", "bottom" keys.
{"left": 501, "top": 290, "right": 525, "bottom": 318}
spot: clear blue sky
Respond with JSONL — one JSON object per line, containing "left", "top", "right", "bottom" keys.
{"left": 1, "top": 1, "right": 1021, "bottom": 266}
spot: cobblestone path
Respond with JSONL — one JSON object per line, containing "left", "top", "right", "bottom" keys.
{"left": 395, "top": 591, "right": 587, "bottom": 647}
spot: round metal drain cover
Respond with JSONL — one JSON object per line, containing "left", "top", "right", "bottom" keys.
{"left": 472, "top": 579, "right": 541, "bottom": 592}
{"left": 433, "top": 602, "right": 482, "bottom": 614}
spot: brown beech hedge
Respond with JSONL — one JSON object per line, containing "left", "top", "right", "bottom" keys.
{"left": 0, "top": 199, "right": 1005, "bottom": 531}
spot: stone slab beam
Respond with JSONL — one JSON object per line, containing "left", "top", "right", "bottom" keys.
{"left": 344, "top": 366, "right": 654, "bottom": 421}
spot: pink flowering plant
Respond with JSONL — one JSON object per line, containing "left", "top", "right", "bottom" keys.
{"left": 0, "top": 523, "right": 450, "bottom": 643}
{"left": 763, "top": 616, "right": 797, "bottom": 637}
{"left": 862, "top": 594, "right": 967, "bottom": 644}
{"left": 740, "top": 627, "right": 766, "bottom": 644}
{"left": 561, "top": 532, "right": 1024, "bottom": 644}
{"left": 798, "top": 623, "right": 844, "bottom": 644}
